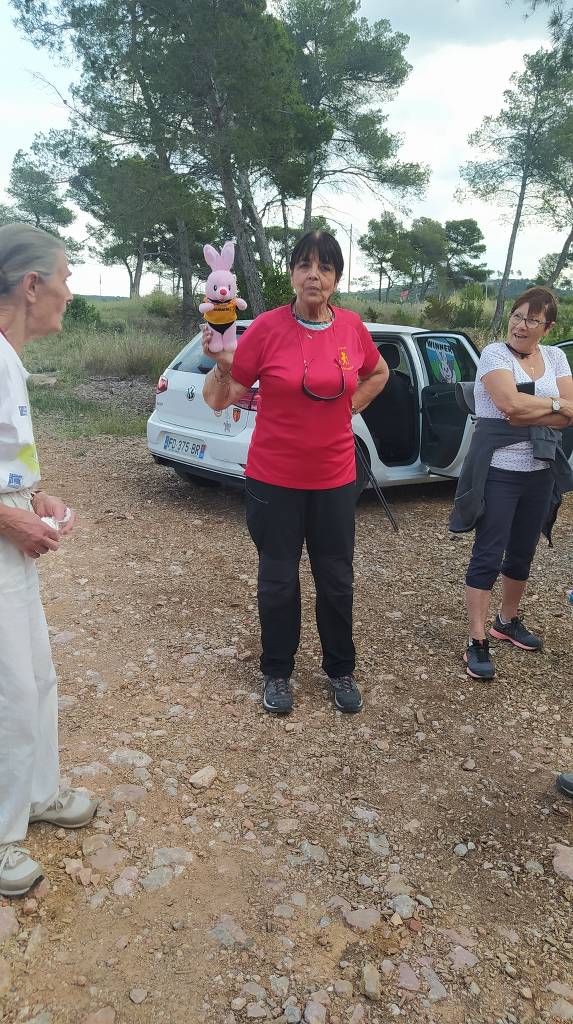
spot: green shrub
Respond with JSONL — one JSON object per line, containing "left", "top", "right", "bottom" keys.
{"left": 260, "top": 266, "right": 294, "bottom": 310}
{"left": 145, "top": 289, "right": 180, "bottom": 318}
{"left": 421, "top": 296, "right": 455, "bottom": 329}
{"left": 551, "top": 297, "right": 573, "bottom": 342}
{"left": 64, "top": 295, "right": 102, "bottom": 330}
{"left": 450, "top": 284, "right": 487, "bottom": 330}
{"left": 363, "top": 305, "right": 383, "bottom": 322}
{"left": 359, "top": 304, "right": 417, "bottom": 326}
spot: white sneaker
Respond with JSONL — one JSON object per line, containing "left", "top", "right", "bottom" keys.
{"left": 29, "top": 788, "right": 98, "bottom": 829}
{"left": 0, "top": 844, "right": 43, "bottom": 897}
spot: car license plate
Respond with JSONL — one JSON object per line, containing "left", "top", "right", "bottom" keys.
{"left": 163, "top": 434, "right": 206, "bottom": 460}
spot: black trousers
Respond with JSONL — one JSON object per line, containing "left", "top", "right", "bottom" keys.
{"left": 245, "top": 478, "right": 356, "bottom": 679}
{"left": 466, "top": 466, "right": 553, "bottom": 590}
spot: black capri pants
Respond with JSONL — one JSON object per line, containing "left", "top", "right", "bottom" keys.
{"left": 245, "top": 478, "right": 356, "bottom": 680}
{"left": 466, "top": 466, "right": 553, "bottom": 591}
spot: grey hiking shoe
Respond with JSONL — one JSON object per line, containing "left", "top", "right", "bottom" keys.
{"left": 0, "top": 844, "right": 43, "bottom": 897}
{"left": 29, "top": 788, "right": 98, "bottom": 829}
{"left": 263, "top": 677, "right": 293, "bottom": 714}
{"left": 329, "top": 674, "right": 363, "bottom": 712}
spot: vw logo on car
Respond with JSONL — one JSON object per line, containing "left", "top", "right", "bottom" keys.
{"left": 186, "top": 386, "right": 195, "bottom": 401}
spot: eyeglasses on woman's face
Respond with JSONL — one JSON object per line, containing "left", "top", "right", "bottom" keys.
{"left": 509, "top": 311, "right": 550, "bottom": 330}
{"left": 301, "top": 358, "right": 346, "bottom": 401}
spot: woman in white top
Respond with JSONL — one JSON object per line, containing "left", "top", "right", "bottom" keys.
{"left": 0, "top": 224, "right": 97, "bottom": 897}
{"left": 464, "top": 287, "right": 573, "bottom": 680}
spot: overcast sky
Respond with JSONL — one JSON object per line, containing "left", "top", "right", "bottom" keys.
{"left": 0, "top": 0, "right": 562, "bottom": 297}
{"left": 360, "top": 0, "right": 546, "bottom": 52}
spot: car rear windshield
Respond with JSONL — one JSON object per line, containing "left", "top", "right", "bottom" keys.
{"left": 417, "top": 334, "right": 477, "bottom": 385}
{"left": 172, "top": 326, "right": 248, "bottom": 375}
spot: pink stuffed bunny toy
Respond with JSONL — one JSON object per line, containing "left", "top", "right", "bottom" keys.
{"left": 199, "top": 241, "right": 247, "bottom": 353}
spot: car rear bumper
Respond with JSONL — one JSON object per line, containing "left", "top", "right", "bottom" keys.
{"left": 147, "top": 409, "right": 249, "bottom": 482}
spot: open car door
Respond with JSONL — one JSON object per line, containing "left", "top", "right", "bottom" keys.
{"left": 414, "top": 331, "right": 479, "bottom": 478}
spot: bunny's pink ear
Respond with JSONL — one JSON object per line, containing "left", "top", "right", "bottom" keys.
{"left": 204, "top": 244, "right": 219, "bottom": 270}
{"left": 219, "top": 241, "right": 235, "bottom": 270}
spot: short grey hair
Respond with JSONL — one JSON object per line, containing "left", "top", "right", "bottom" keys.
{"left": 0, "top": 223, "right": 64, "bottom": 298}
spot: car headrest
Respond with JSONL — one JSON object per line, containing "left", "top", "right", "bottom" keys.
{"left": 379, "top": 343, "right": 401, "bottom": 371}
{"left": 455, "top": 381, "right": 476, "bottom": 416}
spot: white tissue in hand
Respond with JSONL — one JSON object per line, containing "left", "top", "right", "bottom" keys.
{"left": 41, "top": 507, "right": 71, "bottom": 530}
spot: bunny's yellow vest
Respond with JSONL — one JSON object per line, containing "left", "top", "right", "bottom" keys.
{"left": 204, "top": 299, "right": 239, "bottom": 326}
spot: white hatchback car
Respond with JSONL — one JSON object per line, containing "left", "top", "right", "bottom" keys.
{"left": 147, "top": 323, "right": 573, "bottom": 493}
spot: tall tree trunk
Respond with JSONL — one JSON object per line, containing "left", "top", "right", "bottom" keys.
{"left": 303, "top": 162, "right": 315, "bottom": 232}
{"left": 205, "top": 86, "right": 265, "bottom": 316}
{"left": 219, "top": 157, "right": 265, "bottom": 315}
{"left": 176, "top": 218, "right": 194, "bottom": 338}
{"left": 385, "top": 278, "right": 392, "bottom": 303}
{"left": 378, "top": 267, "right": 382, "bottom": 303}
{"left": 124, "top": 261, "right": 135, "bottom": 298}
{"left": 280, "top": 194, "right": 290, "bottom": 272}
{"left": 132, "top": 242, "right": 145, "bottom": 298}
{"left": 544, "top": 224, "right": 573, "bottom": 286}
{"left": 490, "top": 169, "right": 529, "bottom": 338}
{"left": 237, "top": 170, "right": 273, "bottom": 268}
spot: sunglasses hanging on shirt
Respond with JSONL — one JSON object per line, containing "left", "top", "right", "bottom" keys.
{"left": 292, "top": 303, "right": 347, "bottom": 402}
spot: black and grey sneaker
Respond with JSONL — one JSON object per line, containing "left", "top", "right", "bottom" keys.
{"left": 556, "top": 772, "right": 573, "bottom": 799}
{"left": 329, "top": 675, "right": 363, "bottom": 712}
{"left": 263, "top": 676, "right": 293, "bottom": 714}
{"left": 464, "top": 638, "right": 495, "bottom": 680}
{"left": 490, "top": 614, "right": 542, "bottom": 651}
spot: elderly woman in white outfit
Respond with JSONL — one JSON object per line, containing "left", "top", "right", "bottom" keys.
{"left": 0, "top": 224, "right": 97, "bottom": 897}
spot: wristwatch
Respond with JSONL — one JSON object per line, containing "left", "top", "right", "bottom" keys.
{"left": 551, "top": 397, "right": 561, "bottom": 413}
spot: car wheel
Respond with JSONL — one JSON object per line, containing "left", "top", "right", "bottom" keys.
{"left": 173, "top": 466, "right": 218, "bottom": 488}
{"left": 355, "top": 443, "right": 370, "bottom": 502}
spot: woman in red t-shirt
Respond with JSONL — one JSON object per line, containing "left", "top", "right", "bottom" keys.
{"left": 203, "top": 230, "right": 389, "bottom": 714}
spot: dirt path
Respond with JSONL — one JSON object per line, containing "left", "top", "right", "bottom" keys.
{"left": 1, "top": 433, "right": 573, "bottom": 1024}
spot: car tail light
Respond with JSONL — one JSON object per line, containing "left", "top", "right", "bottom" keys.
{"left": 155, "top": 375, "right": 168, "bottom": 394}
{"left": 233, "top": 388, "right": 259, "bottom": 411}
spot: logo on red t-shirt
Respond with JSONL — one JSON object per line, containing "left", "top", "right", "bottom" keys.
{"left": 339, "top": 347, "right": 353, "bottom": 371}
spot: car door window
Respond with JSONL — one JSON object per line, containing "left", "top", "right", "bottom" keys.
{"left": 417, "top": 335, "right": 476, "bottom": 385}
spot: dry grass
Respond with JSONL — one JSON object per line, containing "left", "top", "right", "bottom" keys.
{"left": 24, "top": 326, "right": 183, "bottom": 384}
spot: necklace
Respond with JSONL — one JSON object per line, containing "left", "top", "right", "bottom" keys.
{"left": 292, "top": 301, "right": 333, "bottom": 326}
{"left": 506, "top": 342, "right": 541, "bottom": 375}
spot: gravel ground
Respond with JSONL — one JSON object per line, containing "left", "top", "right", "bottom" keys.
{"left": 1, "top": 432, "right": 573, "bottom": 1024}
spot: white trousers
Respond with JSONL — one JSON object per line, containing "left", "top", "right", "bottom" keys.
{"left": 0, "top": 490, "right": 59, "bottom": 844}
